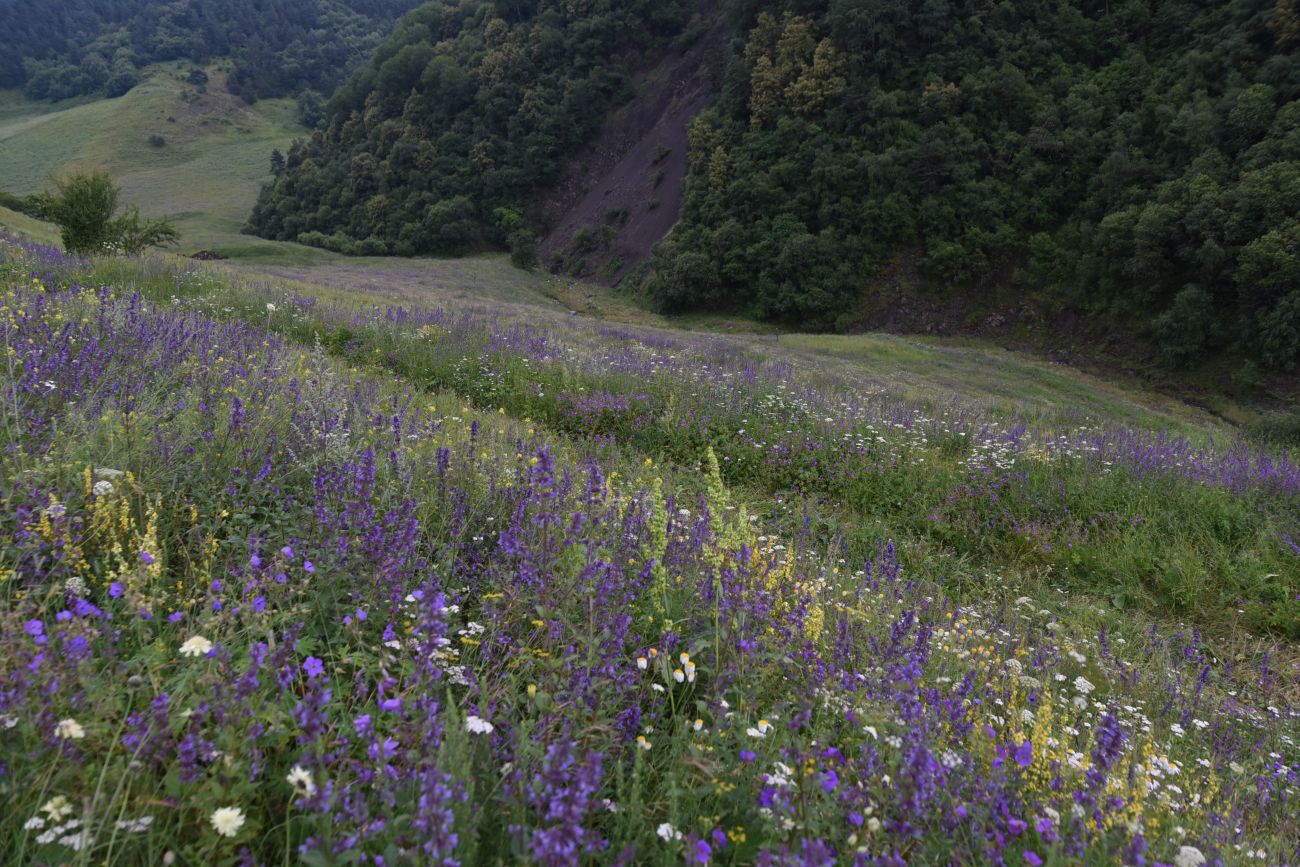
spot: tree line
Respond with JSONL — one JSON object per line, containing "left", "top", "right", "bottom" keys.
{"left": 0, "top": 0, "right": 420, "bottom": 104}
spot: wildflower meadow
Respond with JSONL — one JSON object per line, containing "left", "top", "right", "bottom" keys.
{"left": 0, "top": 232, "right": 1297, "bottom": 865}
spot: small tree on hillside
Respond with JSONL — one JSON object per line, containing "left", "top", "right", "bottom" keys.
{"left": 39, "top": 169, "right": 178, "bottom": 256}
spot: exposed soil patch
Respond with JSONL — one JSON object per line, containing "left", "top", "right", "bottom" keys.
{"left": 538, "top": 21, "right": 729, "bottom": 285}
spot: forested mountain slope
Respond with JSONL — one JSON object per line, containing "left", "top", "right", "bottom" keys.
{"left": 250, "top": 0, "right": 1300, "bottom": 370}
{"left": 0, "top": 0, "right": 421, "bottom": 103}
{"left": 246, "top": 0, "right": 696, "bottom": 258}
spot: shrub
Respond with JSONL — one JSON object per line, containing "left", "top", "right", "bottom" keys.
{"left": 38, "top": 169, "right": 178, "bottom": 255}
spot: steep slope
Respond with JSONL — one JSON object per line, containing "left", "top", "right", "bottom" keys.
{"left": 246, "top": 0, "right": 694, "bottom": 256}
{"left": 0, "top": 66, "right": 305, "bottom": 255}
{"left": 537, "top": 21, "right": 727, "bottom": 283}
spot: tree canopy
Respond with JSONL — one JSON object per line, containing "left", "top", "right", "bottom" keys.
{"left": 0, "top": 0, "right": 421, "bottom": 103}
{"left": 246, "top": 0, "right": 692, "bottom": 256}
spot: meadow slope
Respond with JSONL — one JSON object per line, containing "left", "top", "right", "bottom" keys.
{"left": 0, "top": 233, "right": 1297, "bottom": 865}
{"left": 0, "top": 67, "right": 305, "bottom": 258}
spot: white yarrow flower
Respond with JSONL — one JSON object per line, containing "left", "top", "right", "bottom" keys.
{"left": 210, "top": 806, "right": 245, "bottom": 838}
{"left": 465, "top": 715, "right": 494, "bottom": 735}
{"left": 54, "top": 718, "right": 85, "bottom": 740}
{"left": 180, "top": 635, "right": 213, "bottom": 658}
{"left": 1174, "top": 845, "right": 1207, "bottom": 867}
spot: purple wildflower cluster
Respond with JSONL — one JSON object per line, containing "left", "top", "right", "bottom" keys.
{"left": 0, "top": 235, "right": 1296, "bottom": 864}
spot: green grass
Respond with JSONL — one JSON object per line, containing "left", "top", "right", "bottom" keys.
{"left": 777, "top": 332, "right": 1231, "bottom": 439}
{"left": 0, "top": 64, "right": 308, "bottom": 259}
{"left": 4, "top": 240, "right": 1296, "bottom": 865}
{"left": 0, "top": 204, "right": 59, "bottom": 246}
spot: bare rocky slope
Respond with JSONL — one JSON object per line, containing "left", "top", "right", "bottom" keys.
{"left": 537, "top": 23, "right": 727, "bottom": 285}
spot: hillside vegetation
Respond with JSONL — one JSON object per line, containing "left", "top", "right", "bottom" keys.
{"left": 0, "top": 232, "right": 1297, "bottom": 863}
{"left": 246, "top": 0, "right": 695, "bottom": 258}
{"left": 0, "top": 0, "right": 420, "bottom": 105}
{"left": 251, "top": 0, "right": 1300, "bottom": 373}
{"left": 0, "top": 68, "right": 312, "bottom": 258}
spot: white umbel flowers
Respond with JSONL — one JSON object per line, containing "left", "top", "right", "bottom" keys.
{"left": 54, "top": 719, "right": 85, "bottom": 740}
{"left": 465, "top": 715, "right": 494, "bottom": 735}
{"left": 286, "top": 765, "right": 316, "bottom": 796}
{"left": 180, "top": 635, "right": 213, "bottom": 658}
{"left": 210, "top": 806, "right": 246, "bottom": 837}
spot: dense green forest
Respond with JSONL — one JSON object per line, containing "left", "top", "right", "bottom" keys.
{"left": 246, "top": 0, "right": 694, "bottom": 258}
{"left": 649, "top": 0, "right": 1300, "bottom": 366}
{"left": 0, "top": 0, "right": 420, "bottom": 104}
{"left": 252, "top": 0, "right": 1300, "bottom": 369}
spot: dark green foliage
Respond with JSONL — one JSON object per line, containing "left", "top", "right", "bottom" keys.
{"left": 110, "top": 204, "right": 182, "bottom": 255}
{"left": 1153, "top": 287, "right": 1221, "bottom": 368}
{"left": 0, "top": 0, "right": 421, "bottom": 102}
{"left": 39, "top": 170, "right": 179, "bottom": 255}
{"left": 247, "top": 0, "right": 691, "bottom": 255}
{"left": 0, "top": 191, "right": 44, "bottom": 218}
{"left": 643, "top": 0, "right": 1300, "bottom": 366}
{"left": 508, "top": 228, "right": 539, "bottom": 271}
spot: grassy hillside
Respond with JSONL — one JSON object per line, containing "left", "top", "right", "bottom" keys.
{"left": 1, "top": 231, "right": 1296, "bottom": 864}
{"left": 0, "top": 67, "right": 312, "bottom": 258}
